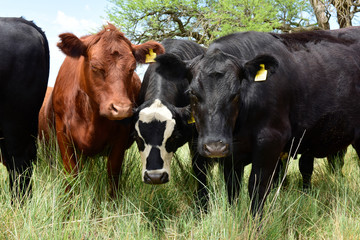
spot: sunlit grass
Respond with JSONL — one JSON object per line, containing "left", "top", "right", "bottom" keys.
{"left": 0, "top": 137, "right": 359, "bottom": 239}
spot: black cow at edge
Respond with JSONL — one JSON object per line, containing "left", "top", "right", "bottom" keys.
{"left": 133, "top": 39, "right": 213, "bottom": 204}
{"left": 178, "top": 28, "right": 360, "bottom": 216}
{"left": 0, "top": 18, "right": 49, "bottom": 200}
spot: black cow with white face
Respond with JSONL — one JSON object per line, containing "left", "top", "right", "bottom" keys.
{"left": 133, "top": 39, "right": 205, "bottom": 185}
{"left": 184, "top": 28, "right": 360, "bottom": 215}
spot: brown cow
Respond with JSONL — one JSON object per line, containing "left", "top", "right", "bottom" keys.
{"left": 38, "top": 86, "right": 54, "bottom": 140}
{"left": 39, "top": 24, "right": 164, "bottom": 194}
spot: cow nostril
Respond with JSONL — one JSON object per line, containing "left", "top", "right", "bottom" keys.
{"left": 203, "top": 144, "right": 211, "bottom": 154}
{"left": 144, "top": 171, "right": 151, "bottom": 183}
{"left": 160, "top": 172, "right": 169, "bottom": 183}
{"left": 110, "top": 103, "right": 119, "bottom": 113}
{"left": 108, "top": 103, "right": 133, "bottom": 118}
{"left": 143, "top": 171, "right": 169, "bottom": 184}
{"left": 203, "top": 142, "right": 229, "bottom": 158}
{"left": 219, "top": 144, "right": 228, "bottom": 153}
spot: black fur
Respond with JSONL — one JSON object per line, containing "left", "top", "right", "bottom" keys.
{"left": 134, "top": 39, "right": 211, "bottom": 204}
{"left": 187, "top": 28, "right": 360, "bottom": 216}
{"left": 0, "top": 17, "right": 49, "bottom": 201}
{"left": 146, "top": 148, "right": 164, "bottom": 170}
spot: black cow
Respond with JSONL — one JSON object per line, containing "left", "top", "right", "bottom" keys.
{"left": 0, "top": 17, "right": 49, "bottom": 199}
{"left": 133, "top": 39, "right": 207, "bottom": 194}
{"left": 182, "top": 28, "right": 360, "bottom": 216}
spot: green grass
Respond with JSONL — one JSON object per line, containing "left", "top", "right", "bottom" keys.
{"left": 0, "top": 139, "right": 360, "bottom": 239}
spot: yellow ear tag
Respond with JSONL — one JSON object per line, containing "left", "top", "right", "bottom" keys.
{"left": 187, "top": 113, "right": 195, "bottom": 124}
{"left": 254, "top": 64, "right": 267, "bottom": 81}
{"left": 145, "top": 49, "right": 156, "bottom": 63}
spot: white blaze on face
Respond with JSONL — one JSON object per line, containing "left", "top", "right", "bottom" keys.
{"left": 135, "top": 99, "right": 176, "bottom": 182}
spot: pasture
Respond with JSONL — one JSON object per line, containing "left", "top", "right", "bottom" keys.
{"left": 1, "top": 138, "right": 360, "bottom": 239}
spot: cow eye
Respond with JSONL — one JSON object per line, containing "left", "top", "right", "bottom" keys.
{"left": 165, "top": 135, "right": 178, "bottom": 153}
{"left": 135, "top": 135, "right": 145, "bottom": 152}
{"left": 91, "top": 65, "right": 98, "bottom": 71}
{"left": 91, "top": 65, "right": 105, "bottom": 75}
{"left": 129, "top": 67, "right": 135, "bottom": 74}
{"left": 189, "top": 90, "right": 201, "bottom": 102}
{"left": 210, "top": 72, "right": 224, "bottom": 79}
{"left": 230, "top": 93, "right": 240, "bottom": 103}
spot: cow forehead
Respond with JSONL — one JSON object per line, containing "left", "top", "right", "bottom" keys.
{"left": 139, "top": 99, "right": 174, "bottom": 123}
{"left": 202, "top": 57, "right": 238, "bottom": 74}
{"left": 88, "top": 33, "right": 134, "bottom": 62}
{"left": 136, "top": 99, "right": 176, "bottom": 149}
{"left": 192, "top": 70, "right": 238, "bottom": 97}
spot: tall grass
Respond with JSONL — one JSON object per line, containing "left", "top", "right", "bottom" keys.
{"left": 0, "top": 139, "right": 360, "bottom": 239}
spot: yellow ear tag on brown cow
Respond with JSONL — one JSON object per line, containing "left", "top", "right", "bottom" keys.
{"left": 145, "top": 49, "right": 156, "bottom": 63}
{"left": 188, "top": 113, "right": 195, "bottom": 124}
{"left": 254, "top": 64, "right": 267, "bottom": 81}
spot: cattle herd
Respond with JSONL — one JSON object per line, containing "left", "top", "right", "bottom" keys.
{"left": 0, "top": 17, "right": 359, "bottom": 217}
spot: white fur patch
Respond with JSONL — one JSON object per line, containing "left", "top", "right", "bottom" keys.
{"left": 138, "top": 99, "right": 173, "bottom": 123}
{"left": 135, "top": 99, "right": 176, "bottom": 182}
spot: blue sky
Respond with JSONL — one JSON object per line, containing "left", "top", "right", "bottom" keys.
{"left": 1, "top": 0, "right": 111, "bottom": 86}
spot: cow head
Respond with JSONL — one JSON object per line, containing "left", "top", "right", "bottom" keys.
{"left": 134, "top": 54, "right": 192, "bottom": 184}
{"left": 188, "top": 48, "right": 278, "bottom": 158}
{"left": 57, "top": 24, "right": 164, "bottom": 120}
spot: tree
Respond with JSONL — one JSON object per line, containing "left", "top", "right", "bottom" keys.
{"left": 107, "top": 0, "right": 315, "bottom": 45}
{"left": 204, "top": 0, "right": 280, "bottom": 38}
{"left": 107, "top": 0, "right": 214, "bottom": 44}
{"left": 309, "top": 0, "right": 330, "bottom": 29}
{"left": 330, "top": 0, "right": 360, "bottom": 27}
{"left": 275, "top": 0, "right": 317, "bottom": 32}
{"left": 308, "top": 0, "right": 360, "bottom": 29}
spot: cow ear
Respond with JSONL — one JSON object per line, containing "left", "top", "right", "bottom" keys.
{"left": 184, "top": 54, "right": 204, "bottom": 83}
{"left": 244, "top": 55, "right": 278, "bottom": 82}
{"left": 57, "top": 33, "right": 87, "bottom": 58}
{"left": 132, "top": 41, "right": 165, "bottom": 64}
{"left": 155, "top": 53, "right": 188, "bottom": 79}
{"left": 174, "top": 105, "right": 192, "bottom": 126}
{"left": 185, "top": 54, "right": 203, "bottom": 71}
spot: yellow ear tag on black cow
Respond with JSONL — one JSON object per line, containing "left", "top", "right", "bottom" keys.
{"left": 188, "top": 113, "right": 195, "bottom": 124}
{"left": 145, "top": 49, "right": 156, "bottom": 63}
{"left": 254, "top": 64, "right": 267, "bottom": 81}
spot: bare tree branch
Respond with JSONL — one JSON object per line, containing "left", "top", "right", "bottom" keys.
{"left": 309, "top": 0, "right": 330, "bottom": 29}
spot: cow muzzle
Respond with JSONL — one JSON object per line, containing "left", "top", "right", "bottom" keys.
{"left": 143, "top": 170, "right": 169, "bottom": 184}
{"left": 103, "top": 102, "right": 133, "bottom": 120}
{"left": 203, "top": 141, "right": 230, "bottom": 158}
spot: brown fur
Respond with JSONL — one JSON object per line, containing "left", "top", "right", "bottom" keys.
{"left": 38, "top": 86, "right": 54, "bottom": 140}
{"left": 38, "top": 24, "right": 164, "bottom": 194}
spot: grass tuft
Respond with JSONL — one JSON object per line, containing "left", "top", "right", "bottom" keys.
{"left": 0, "top": 138, "right": 359, "bottom": 239}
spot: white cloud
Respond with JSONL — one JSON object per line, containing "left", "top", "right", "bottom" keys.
{"left": 54, "top": 10, "right": 99, "bottom": 35}
{"left": 49, "top": 11, "right": 100, "bottom": 86}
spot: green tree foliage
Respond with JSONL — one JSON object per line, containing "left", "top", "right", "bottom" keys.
{"left": 107, "top": 0, "right": 315, "bottom": 45}
{"left": 208, "top": 0, "right": 280, "bottom": 37}
{"left": 276, "top": 0, "right": 316, "bottom": 31}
